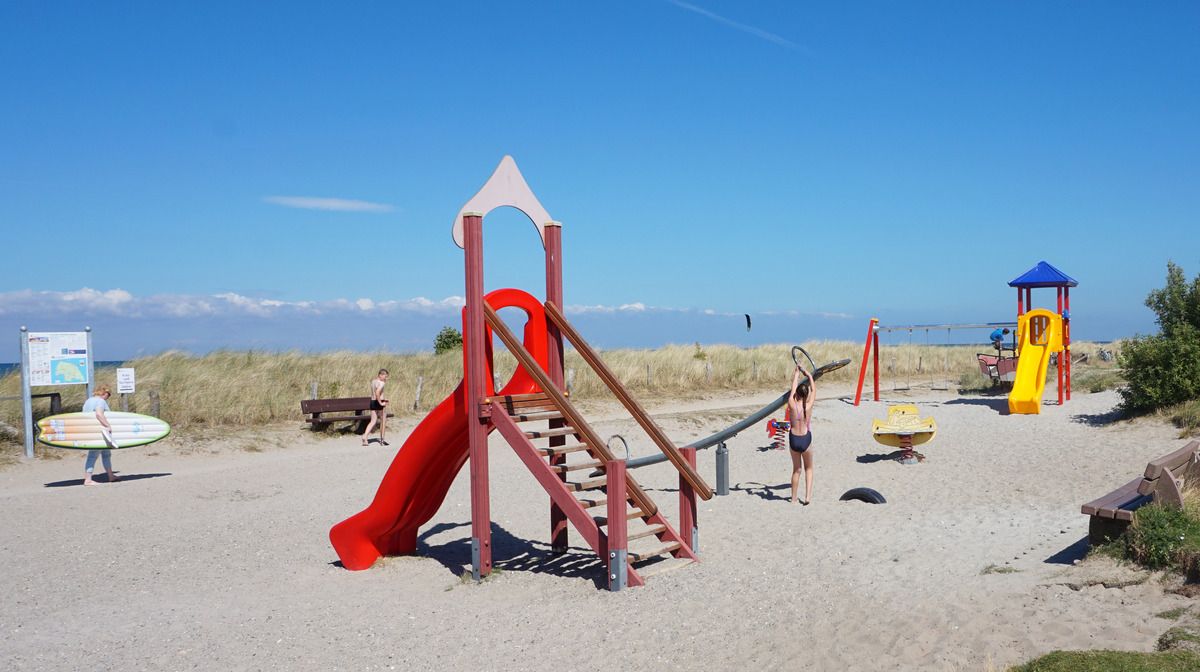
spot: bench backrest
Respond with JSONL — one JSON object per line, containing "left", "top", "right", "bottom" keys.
{"left": 1144, "top": 440, "right": 1200, "bottom": 480}
{"left": 301, "top": 397, "right": 373, "bottom": 414}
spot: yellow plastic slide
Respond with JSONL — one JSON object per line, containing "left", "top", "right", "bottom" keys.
{"left": 1008, "top": 308, "right": 1063, "bottom": 415}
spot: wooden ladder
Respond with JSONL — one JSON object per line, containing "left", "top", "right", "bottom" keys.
{"left": 483, "top": 308, "right": 698, "bottom": 587}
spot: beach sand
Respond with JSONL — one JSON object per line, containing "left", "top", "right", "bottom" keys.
{"left": 0, "top": 385, "right": 1193, "bottom": 671}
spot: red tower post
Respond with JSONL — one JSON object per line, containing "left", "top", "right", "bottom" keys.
{"left": 463, "top": 213, "right": 492, "bottom": 580}
{"left": 1056, "top": 287, "right": 1064, "bottom": 405}
{"left": 1064, "top": 286, "right": 1072, "bottom": 401}
{"left": 853, "top": 318, "right": 878, "bottom": 406}
{"left": 544, "top": 222, "right": 568, "bottom": 554}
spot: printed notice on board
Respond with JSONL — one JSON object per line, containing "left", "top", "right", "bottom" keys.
{"left": 27, "top": 332, "right": 90, "bottom": 386}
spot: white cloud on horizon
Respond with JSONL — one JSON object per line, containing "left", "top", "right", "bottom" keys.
{"left": 0, "top": 288, "right": 852, "bottom": 325}
{"left": 663, "top": 0, "right": 798, "bottom": 49}
{"left": 262, "top": 195, "right": 395, "bottom": 213}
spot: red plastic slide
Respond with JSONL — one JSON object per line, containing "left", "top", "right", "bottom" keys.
{"left": 329, "top": 288, "right": 549, "bottom": 570}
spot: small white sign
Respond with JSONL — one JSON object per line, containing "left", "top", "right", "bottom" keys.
{"left": 116, "top": 368, "right": 136, "bottom": 394}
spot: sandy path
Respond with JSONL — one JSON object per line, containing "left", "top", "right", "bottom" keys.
{"left": 0, "top": 386, "right": 1192, "bottom": 671}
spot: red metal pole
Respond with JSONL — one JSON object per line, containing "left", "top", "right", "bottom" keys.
{"left": 463, "top": 213, "right": 492, "bottom": 580}
{"left": 1026, "top": 288, "right": 1032, "bottom": 313}
{"left": 853, "top": 318, "right": 878, "bottom": 406}
{"left": 679, "top": 446, "right": 698, "bottom": 554}
{"left": 1064, "top": 287, "right": 1072, "bottom": 401}
{"left": 1057, "top": 287, "right": 1064, "bottom": 405}
{"left": 1017, "top": 287, "right": 1023, "bottom": 317}
{"left": 606, "top": 459, "right": 628, "bottom": 591}
{"left": 544, "top": 222, "right": 568, "bottom": 554}
{"left": 873, "top": 331, "right": 880, "bottom": 402}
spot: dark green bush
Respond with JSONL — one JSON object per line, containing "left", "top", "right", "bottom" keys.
{"left": 433, "top": 327, "right": 463, "bottom": 355}
{"left": 1123, "top": 503, "right": 1200, "bottom": 570}
{"left": 1119, "top": 262, "right": 1200, "bottom": 414}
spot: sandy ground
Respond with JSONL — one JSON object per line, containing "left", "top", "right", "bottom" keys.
{"left": 1, "top": 384, "right": 1195, "bottom": 671}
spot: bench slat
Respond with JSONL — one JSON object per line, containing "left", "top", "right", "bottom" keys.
{"left": 1143, "top": 440, "right": 1200, "bottom": 479}
{"left": 1081, "top": 477, "right": 1143, "bottom": 517}
{"left": 301, "top": 397, "right": 375, "bottom": 414}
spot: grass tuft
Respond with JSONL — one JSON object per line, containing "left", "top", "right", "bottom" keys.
{"left": 1009, "top": 649, "right": 1200, "bottom": 671}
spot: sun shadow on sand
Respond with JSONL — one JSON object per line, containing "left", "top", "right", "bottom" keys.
{"left": 944, "top": 397, "right": 1010, "bottom": 414}
{"left": 732, "top": 481, "right": 790, "bottom": 502}
{"left": 1071, "top": 409, "right": 1126, "bottom": 427}
{"left": 414, "top": 521, "right": 607, "bottom": 588}
{"left": 856, "top": 452, "right": 906, "bottom": 464}
{"left": 44, "top": 472, "right": 172, "bottom": 488}
{"left": 1045, "top": 537, "right": 1090, "bottom": 565}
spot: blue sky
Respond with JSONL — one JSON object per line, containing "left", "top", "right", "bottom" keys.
{"left": 2, "top": 1, "right": 1198, "bottom": 360}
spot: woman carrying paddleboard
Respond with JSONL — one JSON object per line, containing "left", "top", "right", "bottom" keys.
{"left": 787, "top": 366, "right": 815, "bottom": 505}
{"left": 81, "top": 385, "right": 119, "bottom": 486}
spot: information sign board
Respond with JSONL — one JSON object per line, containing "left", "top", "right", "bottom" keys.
{"left": 26, "top": 332, "right": 90, "bottom": 386}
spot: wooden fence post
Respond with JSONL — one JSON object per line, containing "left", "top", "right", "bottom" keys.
{"left": 310, "top": 382, "right": 318, "bottom": 399}
{"left": 566, "top": 368, "right": 575, "bottom": 396}
{"left": 149, "top": 390, "right": 160, "bottom": 417}
{"left": 413, "top": 375, "right": 424, "bottom": 411}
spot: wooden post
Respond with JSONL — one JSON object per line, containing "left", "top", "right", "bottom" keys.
{"left": 679, "top": 446, "right": 698, "bottom": 553}
{"left": 872, "top": 331, "right": 880, "bottom": 402}
{"left": 752, "top": 359, "right": 757, "bottom": 382}
{"left": 120, "top": 393, "right": 129, "bottom": 412}
{"left": 413, "top": 375, "right": 424, "bottom": 411}
{"left": 606, "top": 459, "right": 628, "bottom": 591}
{"left": 566, "top": 368, "right": 575, "bottom": 395}
{"left": 705, "top": 361, "right": 712, "bottom": 384}
{"left": 1064, "top": 286, "right": 1072, "bottom": 401}
{"left": 545, "top": 222, "right": 569, "bottom": 555}
{"left": 646, "top": 363, "right": 652, "bottom": 388}
{"left": 1057, "top": 287, "right": 1064, "bottom": 405}
{"left": 310, "top": 382, "right": 318, "bottom": 399}
{"left": 150, "top": 390, "right": 160, "bottom": 417}
{"left": 463, "top": 212, "right": 492, "bottom": 581}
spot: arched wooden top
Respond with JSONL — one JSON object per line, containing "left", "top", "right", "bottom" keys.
{"left": 452, "top": 155, "right": 557, "bottom": 249}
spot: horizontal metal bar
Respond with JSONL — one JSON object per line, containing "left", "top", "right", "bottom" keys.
{"left": 875, "top": 322, "right": 1017, "bottom": 333}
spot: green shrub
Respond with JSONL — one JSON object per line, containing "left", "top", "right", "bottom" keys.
{"left": 433, "top": 327, "right": 463, "bottom": 355}
{"left": 1123, "top": 503, "right": 1200, "bottom": 570}
{"left": 1010, "top": 649, "right": 1200, "bottom": 671}
{"left": 1119, "top": 262, "right": 1200, "bottom": 415}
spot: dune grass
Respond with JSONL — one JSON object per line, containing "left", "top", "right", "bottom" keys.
{"left": 0, "top": 340, "right": 1120, "bottom": 454}
{"left": 1009, "top": 650, "right": 1200, "bottom": 671}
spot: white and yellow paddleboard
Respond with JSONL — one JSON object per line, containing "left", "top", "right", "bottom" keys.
{"left": 872, "top": 404, "right": 937, "bottom": 448}
{"left": 37, "top": 411, "right": 171, "bottom": 449}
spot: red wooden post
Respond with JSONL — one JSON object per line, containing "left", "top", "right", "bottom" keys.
{"left": 463, "top": 213, "right": 492, "bottom": 580}
{"left": 544, "top": 222, "right": 568, "bottom": 553}
{"left": 1064, "top": 286, "right": 1072, "bottom": 401}
{"left": 1017, "top": 287, "right": 1023, "bottom": 317}
{"left": 679, "top": 447, "right": 698, "bottom": 553}
{"left": 606, "top": 459, "right": 628, "bottom": 591}
{"left": 1056, "top": 287, "right": 1064, "bottom": 405}
{"left": 853, "top": 318, "right": 878, "bottom": 406}
{"left": 872, "top": 330, "right": 880, "bottom": 402}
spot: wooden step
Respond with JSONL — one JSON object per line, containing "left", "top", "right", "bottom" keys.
{"left": 525, "top": 426, "right": 579, "bottom": 439}
{"left": 628, "top": 524, "right": 666, "bottom": 541}
{"left": 629, "top": 541, "right": 681, "bottom": 563}
{"left": 592, "top": 509, "right": 647, "bottom": 526}
{"left": 536, "top": 443, "right": 591, "bottom": 457}
{"left": 552, "top": 460, "right": 603, "bottom": 474}
{"left": 636, "top": 557, "right": 695, "bottom": 580}
{"left": 578, "top": 496, "right": 606, "bottom": 509}
{"left": 566, "top": 477, "right": 607, "bottom": 492}
{"left": 510, "top": 410, "right": 564, "bottom": 422}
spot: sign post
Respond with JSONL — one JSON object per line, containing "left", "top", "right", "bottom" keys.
{"left": 19, "top": 327, "right": 33, "bottom": 459}
{"left": 19, "top": 327, "right": 94, "bottom": 458}
{"left": 117, "top": 367, "right": 135, "bottom": 412}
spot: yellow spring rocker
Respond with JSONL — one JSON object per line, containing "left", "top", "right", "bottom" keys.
{"left": 872, "top": 404, "right": 937, "bottom": 464}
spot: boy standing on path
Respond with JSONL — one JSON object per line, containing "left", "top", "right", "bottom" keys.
{"left": 362, "top": 369, "right": 390, "bottom": 446}
{"left": 82, "top": 385, "right": 119, "bottom": 485}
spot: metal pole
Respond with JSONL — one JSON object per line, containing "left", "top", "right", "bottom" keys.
{"left": 20, "top": 326, "right": 34, "bottom": 458}
{"left": 715, "top": 442, "right": 729, "bottom": 496}
{"left": 853, "top": 318, "right": 877, "bottom": 406}
{"left": 1064, "top": 287, "right": 1072, "bottom": 401}
{"left": 1056, "top": 287, "right": 1064, "bottom": 405}
{"left": 85, "top": 327, "right": 94, "bottom": 398}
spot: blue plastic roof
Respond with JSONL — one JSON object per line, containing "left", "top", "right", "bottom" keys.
{"left": 1008, "top": 261, "right": 1078, "bottom": 288}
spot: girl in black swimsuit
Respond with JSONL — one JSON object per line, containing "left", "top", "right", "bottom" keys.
{"left": 787, "top": 366, "right": 815, "bottom": 505}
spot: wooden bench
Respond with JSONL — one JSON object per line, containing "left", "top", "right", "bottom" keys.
{"left": 300, "top": 397, "right": 393, "bottom": 433}
{"left": 1082, "top": 440, "right": 1200, "bottom": 543}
